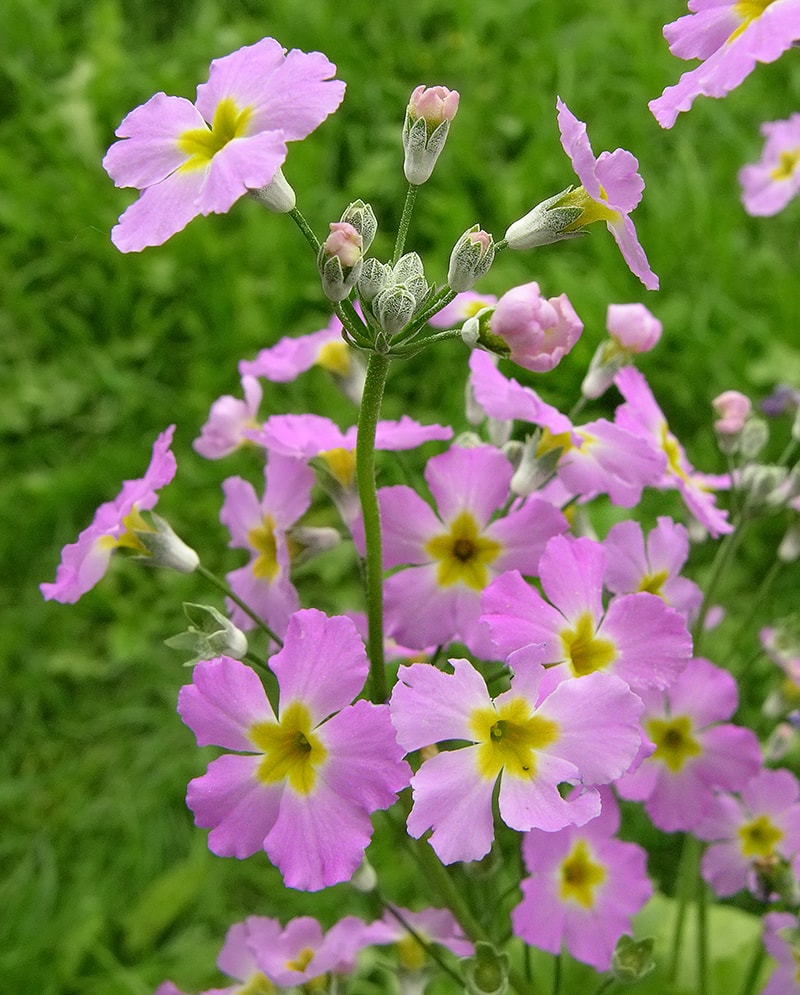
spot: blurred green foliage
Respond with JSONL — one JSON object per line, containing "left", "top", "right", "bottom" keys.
{"left": 2, "top": 0, "right": 799, "bottom": 991}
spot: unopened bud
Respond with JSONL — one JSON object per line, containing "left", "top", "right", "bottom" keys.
{"left": 611, "top": 935, "right": 655, "bottom": 984}
{"left": 372, "top": 285, "right": 416, "bottom": 336}
{"left": 448, "top": 226, "right": 495, "bottom": 292}
{"left": 339, "top": 199, "right": 378, "bottom": 255}
{"left": 463, "top": 942, "right": 509, "bottom": 995}
{"left": 402, "top": 85, "right": 459, "bottom": 185}
{"left": 250, "top": 167, "right": 296, "bottom": 213}
{"left": 318, "top": 222, "right": 363, "bottom": 302}
{"left": 165, "top": 603, "right": 248, "bottom": 666}
{"left": 358, "top": 257, "right": 391, "bottom": 303}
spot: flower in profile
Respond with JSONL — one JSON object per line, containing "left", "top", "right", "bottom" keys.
{"left": 366, "top": 444, "right": 567, "bottom": 656}
{"left": 219, "top": 453, "right": 314, "bottom": 637}
{"left": 178, "top": 609, "right": 409, "bottom": 890}
{"left": 373, "top": 906, "right": 474, "bottom": 973}
{"left": 740, "top": 113, "right": 800, "bottom": 216}
{"left": 193, "top": 375, "right": 262, "bottom": 459}
{"left": 582, "top": 302, "right": 663, "bottom": 399}
{"left": 614, "top": 365, "right": 733, "bottom": 536}
{"left": 505, "top": 99, "right": 658, "bottom": 290}
{"left": 696, "top": 767, "right": 800, "bottom": 898}
{"left": 483, "top": 535, "right": 691, "bottom": 693}
{"left": 41, "top": 425, "right": 179, "bottom": 603}
{"left": 763, "top": 911, "right": 800, "bottom": 995}
{"left": 428, "top": 291, "right": 498, "bottom": 329}
{"left": 512, "top": 790, "right": 652, "bottom": 972}
{"left": 389, "top": 657, "right": 643, "bottom": 864}
{"left": 402, "top": 85, "right": 460, "bottom": 185}
{"left": 615, "top": 657, "right": 762, "bottom": 833}
{"left": 650, "top": 3, "right": 800, "bottom": 129}
{"left": 463, "top": 281, "right": 583, "bottom": 374}
{"left": 103, "top": 38, "right": 345, "bottom": 251}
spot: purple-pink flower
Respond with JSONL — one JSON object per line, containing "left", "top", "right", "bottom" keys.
{"left": 389, "top": 657, "right": 643, "bottom": 864}
{"left": 696, "top": 767, "right": 800, "bottom": 897}
{"left": 428, "top": 291, "right": 498, "bottom": 329}
{"left": 556, "top": 98, "right": 658, "bottom": 290}
{"left": 615, "top": 657, "right": 762, "bottom": 833}
{"left": 103, "top": 38, "right": 345, "bottom": 251}
{"left": 177, "top": 609, "right": 409, "bottom": 890}
{"left": 41, "top": 425, "right": 177, "bottom": 603}
{"left": 512, "top": 790, "right": 652, "bottom": 972}
{"left": 650, "top": 1, "right": 800, "bottom": 129}
{"left": 482, "top": 534, "right": 692, "bottom": 693}
{"left": 486, "top": 281, "right": 584, "bottom": 373}
{"left": 740, "top": 113, "right": 800, "bottom": 216}
{"left": 194, "top": 376, "right": 262, "bottom": 460}
{"left": 763, "top": 911, "right": 800, "bottom": 995}
{"left": 366, "top": 444, "right": 567, "bottom": 656}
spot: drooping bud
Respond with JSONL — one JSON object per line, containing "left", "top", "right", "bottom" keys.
{"left": 318, "top": 221, "right": 363, "bottom": 301}
{"left": 339, "top": 199, "right": 378, "bottom": 255}
{"left": 447, "top": 226, "right": 495, "bottom": 292}
{"left": 250, "top": 167, "right": 296, "bottom": 213}
{"left": 402, "top": 85, "right": 460, "bottom": 185}
{"left": 165, "top": 603, "right": 248, "bottom": 666}
{"left": 504, "top": 186, "right": 584, "bottom": 250}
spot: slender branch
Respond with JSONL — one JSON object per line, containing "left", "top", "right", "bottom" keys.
{"left": 357, "top": 352, "right": 391, "bottom": 702}
{"left": 738, "top": 934, "right": 767, "bottom": 995}
{"left": 288, "top": 206, "right": 321, "bottom": 253}
{"left": 393, "top": 183, "right": 418, "bottom": 265}
{"left": 380, "top": 898, "right": 465, "bottom": 986}
{"left": 196, "top": 564, "right": 283, "bottom": 646}
{"left": 668, "top": 833, "right": 700, "bottom": 985}
{"left": 697, "top": 870, "right": 709, "bottom": 995}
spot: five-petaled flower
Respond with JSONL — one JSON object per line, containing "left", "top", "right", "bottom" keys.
{"left": 103, "top": 38, "right": 345, "bottom": 251}
{"left": 178, "top": 609, "right": 409, "bottom": 891}
{"left": 739, "top": 113, "right": 800, "bottom": 216}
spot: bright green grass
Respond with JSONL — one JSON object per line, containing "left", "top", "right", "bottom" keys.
{"left": 2, "top": 0, "right": 799, "bottom": 991}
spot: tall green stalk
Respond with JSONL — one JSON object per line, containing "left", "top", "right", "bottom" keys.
{"left": 356, "top": 351, "right": 391, "bottom": 702}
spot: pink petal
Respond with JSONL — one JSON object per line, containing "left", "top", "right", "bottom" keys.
{"left": 178, "top": 656, "right": 275, "bottom": 750}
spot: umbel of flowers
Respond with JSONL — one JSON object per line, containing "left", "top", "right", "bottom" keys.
{"left": 41, "top": 22, "right": 800, "bottom": 995}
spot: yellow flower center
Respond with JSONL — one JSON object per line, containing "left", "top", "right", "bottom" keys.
{"left": 647, "top": 715, "right": 702, "bottom": 773}
{"left": 560, "top": 611, "right": 617, "bottom": 677}
{"left": 536, "top": 429, "right": 573, "bottom": 460}
{"left": 98, "top": 506, "right": 151, "bottom": 554}
{"left": 738, "top": 814, "right": 783, "bottom": 858}
{"left": 319, "top": 447, "right": 356, "bottom": 488}
{"left": 396, "top": 934, "right": 428, "bottom": 971}
{"left": 637, "top": 569, "right": 669, "bottom": 597}
{"left": 730, "top": 0, "right": 775, "bottom": 41}
{"left": 248, "top": 514, "right": 279, "bottom": 581}
{"left": 424, "top": 509, "right": 502, "bottom": 590}
{"left": 237, "top": 972, "right": 276, "bottom": 995}
{"left": 559, "top": 185, "right": 620, "bottom": 229}
{"left": 660, "top": 424, "right": 690, "bottom": 483}
{"left": 285, "top": 948, "right": 315, "bottom": 973}
{"left": 559, "top": 839, "right": 607, "bottom": 908}
{"left": 470, "top": 697, "right": 558, "bottom": 780}
{"left": 315, "top": 339, "right": 352, "bottom": 376}
{"left": 249, "top": 701, "right": 327, "bottom": 795}
{"left": 177, "top": 97, "right": 253, "bottom": 170}
{"left": 770, "top": 148, "right": 800, "bottom": 182}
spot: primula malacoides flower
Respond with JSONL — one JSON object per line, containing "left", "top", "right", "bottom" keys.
{"left": 650, "top": 1, "right": 800, "bottom": 129}
{"left": 512, "top": 791, "right": 652, "bottom": 972}
{"left": 41, "top": 425, "right": 178, "bottom": 603}
{"left": 193, "top": 375, "right": 262, "bottom": 459}
{"left": 103, "top": 38, "right": 345, "bottom": 251}
{"left": 178, "top": 609, "right": 409, "bottom": 891}
{"left": 739, "top": 113, "right": 800, "bottom": 216}
{"left": 483, "top": 534, "right": 692, "bottom": 693}
{"left": 615, "top": 657, "right": 762, "bottom": 833}
{"left": 763, "top": 911, "right": 800, "bottom": 995}
{"left": 389, "top": 658, "right": 643, "bottom": 864}
{"left": 369, "top": 444, "right": 567, "bottom": 656}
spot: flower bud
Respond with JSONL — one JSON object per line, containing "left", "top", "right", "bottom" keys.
{"left": 165, "top": 603, "right": 248, "bottom": 666}
{"left": 339, "top": 199, "right": 378, "bottom": 255}
{"left": 402, "top": 85, "right": 460, "bottom": 185}
{"left": 463, "top": 942, "right": 509, "bottom": 995}
{"left": 250, "top": 167, "right": 296, "bottom": 213}
{"left": 713, "top": 390, "right": 752, "bottom": 435}
{"left": 610, "top": 935, "right": 655, "bottom": 984}
{"left": 317, "top": 222, "right": 363, "bottom": 302}
{"left": 131, "top": 512, "right": 199, "bottom": 573}
{"left": 504, "top": 186, "right": 584, "bottom": 250}
{"left": 286, "top": 525, "right": 341, "bottom": 566}
{"left": 607, "top": 303, "right": 662, "bottom": 353}
{"left": 448, "top": 226, "right": 495, "bottom": 292}
{"left": 372, "top": 285, "right": 417, "bottom": 337}
{"left": 358, "top": 257, "right": 392, "bottom": 303}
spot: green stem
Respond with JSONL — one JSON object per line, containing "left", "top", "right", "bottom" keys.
{"left": 591, "top": 980, "right": 616, "bottom": 995}
{"left": 691, "top": 523, "right": 747, "bottom": 656}
{"left": 697, "top": 868, "right": 709, "bottom": 995}
{"left": 551, "top": 952, "right": 562, "bottom": 995}
{"left": 412, "top": 837, "right": 486, "bottom": 942}
{"left": 196, "top": 564, "right": 283, "bottom": 646}
{"left": 288, "top": 206, "right": 320, "bottom": 253}
{"left": 738, "top": 933, "right": 767, "bottom": 995}
{"left": 668, "top": 834, "right": 700, "bottom": 985}
{"left": 380, "top": 898, "right": 465, "bottom": 986}
{"left": 393, "top": 183, "right": 418, "bottom": 265}
{"left": 357, "top": 352, "right": 391, "bottom": 702}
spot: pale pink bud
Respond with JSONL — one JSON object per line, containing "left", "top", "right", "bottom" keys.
{"left": 712, "top": 390, "right": 752, "bottom": 435}
{"left": 322, "top": 221, "right": 363, "bottom": 268}
{"left": 408, "top": 85, "right": 460, "bottom": 125}
{"left": 489, "top": 281, "right": 583, "bottom": 373}
{"left": 606, "top": 303, "right": 662, "bottom": 353}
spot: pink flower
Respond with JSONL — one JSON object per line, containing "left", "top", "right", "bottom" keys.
{"left": 482, "top": 534, "right": 692, "bottom": 693}
{"left": 740, "top": 113, "right": 800, "bottom": 215}
{"left": 712, "top": 389, "right": 752, "bottom": 435}
{"left": 549, "top": 98, "right": 658, "bottom": 290}
{"left": 103, "top": 38, "right": 345, "bottom": 251}
{"left": 389, "top": 658, "right": 643, "bottom": 864}
{"left": 408, "top": 85, "right": 460, "bottom": 125}
{"left": 696, "top": 767, "right": 800, "bottom": 897}
{"left": 512, "top": 790, "right": 652, "bottom": 972}
{"left": 178, "top": 609, "right": 409, "bottom": 890}
{"left": 41, "top": 425, "right": 177, "bottom": 603}
{"left": 616, "top": 657, "right": 762, "bottom": 833}
{"left": 219, "top": 453, "right": 314, "bottom": 636}
{"left": 602, "top": 517, "right": 703, "bottom": 622}
{"left": 650, "top": 1, "right": 800, "bottom": 129}
{"left": 194, "top": 376, "right": 262, "bottom": 459}
{"left": 373, "top": 907, "right": 474, "bottom": 962}
{"left": 614, "top": 365, "right": 733, "bottom": 536}
{"left": 487, "top": 281, "right": 583, "bottom": 373}
{"left": 428, "top": 291, "right": 498, "bottom": 329}
{"left": 402, "top": 85, "right": 460, "bottom": 184}
{"left": 607, "top": 302, "right": 662, "bottom": 352}
{"left": 763, "top": 911, "right": 800, "bottom": 995}
{"left": 362, "top": 445, "right": 567, "bottom": 656}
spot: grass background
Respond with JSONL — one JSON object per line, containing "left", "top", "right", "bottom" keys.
{"left": 2, "top": 0, "right": 799, "bottom": 992}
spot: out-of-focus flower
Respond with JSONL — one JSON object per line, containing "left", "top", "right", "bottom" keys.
{"left": 650, "top": 2, "right": 800, "bottom": 129}
{"left": 103, "top": 38, "right": 345, "bottom": 251}
{"left": 402, "top": 85, "right": 460, "bottom": 185}
{"left": 740, "top": 113, "right": 800, "bottom": 216}
{"left": 582, "top": 303, "right": 662, "bottom": 399}
{"left": 194, "top": 376, "right": 262, "bottom": 459}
